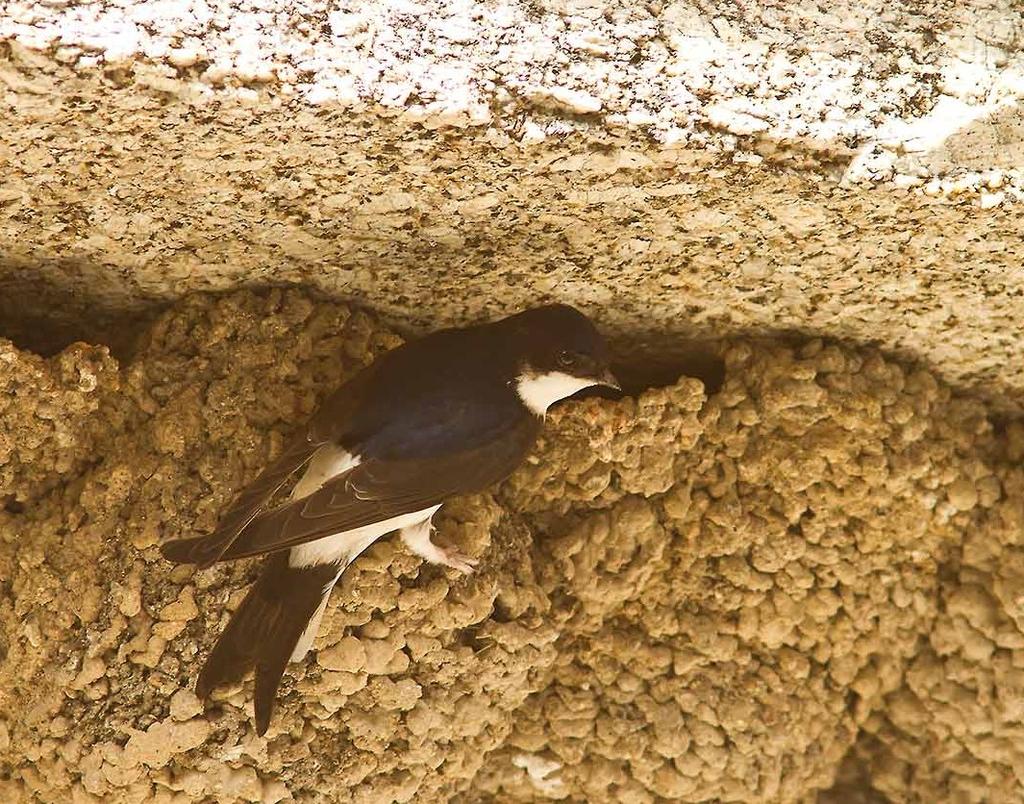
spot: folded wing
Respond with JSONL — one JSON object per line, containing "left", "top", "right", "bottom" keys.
{"left": 163, "top": 416, "right": 539, "bottom": 564}
{"left": 161, "top": 367, "right": 380, "bottom": 567}
{"left": 159, "top": 433, "right": 321, "bottom": 567}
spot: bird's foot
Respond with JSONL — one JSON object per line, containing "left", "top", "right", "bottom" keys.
{"left": 431, "top": 545, "right": 479, "bottom": 575}
{"left": 400, "top": 519, "right": 478, "bottom": 574}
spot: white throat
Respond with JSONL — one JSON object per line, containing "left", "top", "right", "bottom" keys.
{"left": 515, "top": 371, "right": 598, "bottom": 416}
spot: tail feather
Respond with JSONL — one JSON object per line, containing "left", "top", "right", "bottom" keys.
{"left": 196, "top": 552, "right": 341, "bottom": 735}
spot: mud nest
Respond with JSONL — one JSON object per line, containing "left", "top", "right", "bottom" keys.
{"left": 1, "top": 289, "right": 1021, "bottom": 802}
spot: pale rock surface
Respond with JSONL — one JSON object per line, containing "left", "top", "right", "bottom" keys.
{"left": 0, "top": 0, "right": 1023, "bottom": 407}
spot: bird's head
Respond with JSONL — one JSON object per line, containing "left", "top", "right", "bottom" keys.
{"left": 503, "top": 304, "right": 619, "bottom": 416}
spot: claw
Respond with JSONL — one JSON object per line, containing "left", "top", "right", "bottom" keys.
{"left": 436, "top": 546, "right": 478, "bottom": 575}
{"left": 399, "top": 517, "right": 479, "bottom": 575}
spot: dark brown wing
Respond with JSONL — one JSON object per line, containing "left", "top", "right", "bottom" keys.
{"left": 204, "top": 415, "right": 540, "bottom": 562}
{"left": 160, "top": 433, "right": 319, "bottom": 567}
{"left": 161, "top": 366, "right": 379, "bottom": 567}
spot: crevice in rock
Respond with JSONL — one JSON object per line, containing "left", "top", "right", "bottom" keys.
{"left": 612, "top": 340, "right": 727, "bottom": 397}
{"left": 0, "top": 256, "right": 163, "bottom": 361}
{"left": 818, "top": 740, "right": 891, "bottom": 803}
{"left": 0, "top": 272, "right": 734, "bottom": 400}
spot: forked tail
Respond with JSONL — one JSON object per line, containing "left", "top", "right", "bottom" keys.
{"left": 196, "top": 552, "right": 341, "bottom": 735}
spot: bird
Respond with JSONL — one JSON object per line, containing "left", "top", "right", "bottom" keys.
{"left": 159, "top": 303, "right": 619, "bottom": 735}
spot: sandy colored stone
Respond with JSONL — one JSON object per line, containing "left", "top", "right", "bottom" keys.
{"left": 168, "top": 690, "right": 203, "bottom": 723}
{"left": 0, "top": 340, "right": 124, "bottom": 504}
{"left": 0, "top": 0, "right": 1023, "bottom": 412}
{"left": 317, "top": 636, "right": 367, "bottom": 674}
{"left": 122, "top": 718, "right": 214, "bottom": 769}
{"left": 158, "top": 588, "right": 198, "bottom": 622}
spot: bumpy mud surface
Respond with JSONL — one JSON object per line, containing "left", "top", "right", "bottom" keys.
{"left": 1, "top": 290, "right": 1021, "bottom": 802}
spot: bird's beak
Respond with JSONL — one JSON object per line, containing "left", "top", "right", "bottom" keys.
{"left": 595, "top": 367, "right": 621, "bottom": 391}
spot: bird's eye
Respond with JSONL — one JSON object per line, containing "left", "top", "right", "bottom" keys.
{"left": 557, "top": 350, "right": 576, "bottom": 368}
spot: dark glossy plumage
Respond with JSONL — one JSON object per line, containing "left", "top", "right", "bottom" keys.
{"left": 159, "top": 303, "right": 615, "bottom": 735}
{"left": 161, "top": 304, "right": 604, "bottom": 567}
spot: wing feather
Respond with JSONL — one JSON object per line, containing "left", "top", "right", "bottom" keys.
{"left": 161, "top": 367, "right": 378, "bottom": 567}
{"left": 160, "top": 433, "right": 320, "bottom": 567}
{"left": 205, "top": 416, "right": 539, "bottom": 562}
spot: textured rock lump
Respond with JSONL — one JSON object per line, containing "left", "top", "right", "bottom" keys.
{"left": 0, "top": 290, "right": 1021, "bottom": 803}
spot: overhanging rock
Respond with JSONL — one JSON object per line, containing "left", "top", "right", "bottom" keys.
{"left": 1, "top": 0, "right": 1023, "bottom": 403}
{"left": 3, "top": 1, "right": 1024, "bottom": 801}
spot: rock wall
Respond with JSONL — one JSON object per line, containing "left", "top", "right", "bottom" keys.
{"left": 2, "top": 0, "right": 1024, "bottom": 405}
{"left": 4, "top": 0, "right": 1024, "bottom": 800}
{"left": 3, "top": 290, "right": 1023, "bottom": 802}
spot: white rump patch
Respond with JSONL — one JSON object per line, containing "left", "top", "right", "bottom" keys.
{"left": 283, "top": 442, "right": 442, "bottom": 662}
{"left": 515, "top": 370, "right": 599, "bottom": 416}
{"left": 286, "top": 505, "right": 440, "bottom": 661}
{"left": 284, "top": 438, "right": 440, "bottom": 659}
{"left": 290, "top": 443, "right": 361, "bottom": 500}
{"left": 288, "top": 505, "right": 441, "bottom": 568}
{"left": 287, "top": 443, "right": 441, "bottom": 571}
